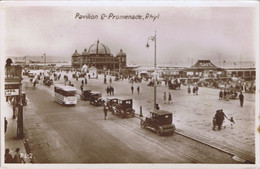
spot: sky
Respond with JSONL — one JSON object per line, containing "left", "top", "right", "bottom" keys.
{"left": 4, "top": 2, "right": 258, "bottom": 67}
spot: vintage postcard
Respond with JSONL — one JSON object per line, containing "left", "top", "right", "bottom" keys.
{"left": 1, "top": 1, "right": 259, "bottom": 169}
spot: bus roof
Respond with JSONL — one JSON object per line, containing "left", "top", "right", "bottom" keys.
{"left": 54, "top": 84, "right": 77, "bottom": 92}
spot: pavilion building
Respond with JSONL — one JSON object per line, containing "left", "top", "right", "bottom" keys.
{"left": 71, "top": 40, "right": 127, "bottom": 71}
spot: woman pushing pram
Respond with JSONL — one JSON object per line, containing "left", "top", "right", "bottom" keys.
{"left": 212, "top": 109, "right": 235, "bottom": 131}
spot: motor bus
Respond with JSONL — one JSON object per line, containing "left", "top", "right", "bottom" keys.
{"left": 54, "top": 84, "right": 77, "bottom": 105}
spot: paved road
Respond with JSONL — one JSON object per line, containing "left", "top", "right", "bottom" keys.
{"left": 23, "top": 78, "right": 239, "bottom": 163}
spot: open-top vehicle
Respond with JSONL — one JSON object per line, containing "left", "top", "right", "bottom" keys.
{"left": 140, "top": 110, "right": 176, "bottom": 136}
{"left": 113, "top": 98, "right": 135, "bottom": 118}
{"left": 90, "top": 91, "right": 105, "bottom": 106}
{"left": 81, "top": 90, "right": 91, "bottom": 101}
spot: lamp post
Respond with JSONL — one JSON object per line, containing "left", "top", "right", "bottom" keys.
{"left": 146, "top": 31, "right": 157, "bottom": 111}
{"left": 44, "top": 53, "right": 46, "bottom": 72}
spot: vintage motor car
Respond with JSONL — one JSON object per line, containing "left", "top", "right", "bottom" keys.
{"left": 43, "top": 76, "right": 53, "bottom": 86}
{"left": 113, "top": 98, "right": 135, "bottom": 118}
{"left": 168, "top": 80, "right": 181, "bottom": 90}
{"left": 140, "top": 110, "right": 176, "bottom": 136}
{"left": 89, "top": 92, "right": 105, "bottom": 106}
{"left": 106, "top": 97, "right": 119, "bottom": 111}
{"left": 81, "top": 90, "right": 91, "bottom": 101}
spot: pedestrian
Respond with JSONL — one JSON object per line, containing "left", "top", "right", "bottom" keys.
{"left": 80, "top": 84, "right": 83, "bottom": 92}
{"left": 192, "top": 86, "right": 196, "bottom": 95}
{"left": 156, "top": 103, "right": 160, "bottom": 110}
{"left": 13, "top": 148, "right": 25, "bottom": 163}
{"left": 104, "top": 105, "right": 108, "bottom": 120}
{"left": 5, "top": 148, "right": 13, "bottom": 163}
{"left": 111, "top": 86, "right": 114, "bottom": 95}
{"left": 108, "top": 86, "right": 112, "bottom": 96}
{"left": 239, "top": 92, "right": 244, "bottom": 107}
{"left": 81, "top": 80, "right": 84, "bottom": 85}
{"left": 195, "top": 86, "right": 199, "bottom": 95}
{"left": 219, "top": 90, "right": 223, "bottom": 100}
{"left": 33, "top": 79, "right": 37, "bottom": 88}
{"left": 187, "top": 85, "right": 191, "bottom": 94}
{"left": 104, "top": 77, "right": 107, "bottom": 84}
{"left": 106, "top": 86, "right": 110, "bottom": 95}
{"left": 109, "top": 77, "right": 112, "bottom": 84}
{"left": 4, "top": 117, "right": 7, "bottom": 133}
{"left": 163, "top": 92, "right": 167, "bottom": 104}
{"left": 137, "top": 86, "right": 140, "bottom": 94}
{"left": 215, "top": 109, "right": 228, "bottom": 130}
{"left": 229, "top": 117, "right": 235, "bottom": 129}
{"left": 212, "top": 117, "right": 217, "bottom": 131}
{"left": 131, "top": 85, "right": 134, "bottom": 94}
{"left": 168, "top": 93, "right": 172, "bottom": 104}
{"left": 223, "top": 90, "right": 227, "bottom": 100}
{"left": 85, "top": 76, "right": 87, "bottom": 84}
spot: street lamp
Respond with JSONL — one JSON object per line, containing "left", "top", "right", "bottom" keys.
{"left": 146, "top": 31, "right": 157, "bottom": 111}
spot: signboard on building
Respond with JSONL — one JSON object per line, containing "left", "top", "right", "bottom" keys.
{"left": 5, "top": 89, "right": 19, "bottom": 96}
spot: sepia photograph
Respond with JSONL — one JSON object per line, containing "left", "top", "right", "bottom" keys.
{"left": 1, "top": 1, "right": 259, "bottom": 168}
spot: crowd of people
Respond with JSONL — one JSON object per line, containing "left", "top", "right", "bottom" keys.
{"left": 22, "top": 68, "right": 249, "bottom": 134}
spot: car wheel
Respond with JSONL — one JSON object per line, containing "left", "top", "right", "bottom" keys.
{"left": 140, "top": 120, "right": 146, "bottom": 128}
{"left": 126, "top": 108, "right": 134, "bottom": 116}
{"left": 156, "top": 129, "right": 161, "bottom": 136}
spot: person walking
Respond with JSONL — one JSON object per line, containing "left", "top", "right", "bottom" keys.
{"left": 4, "top": 117, "right": 7, "bottom": 133}
{"left": 195, "top": 86, "right": 199, "bottom": 95}
{"left": 104, "top": 105, "right": 108, "bottom": 120}
{"left": 239, "top": 92, "right": 244, "bottom": 107}
{"left": 219, "top": 90, "right": 223, "bottom": 100}
{"left": 223, "top": 90, "right": 227, "bottom": 100}
{"left": 80, "top": 84, "right": 83, "bottom": 92}
{"left": 168, "top": 93, "right": 172, "bottom": 104}
{"left": 187, "top": 85, "right": 191, "bottom": 94}
{"left": 131, "top": 85, "right": 134, "bottom": 94}
{"left": 109, "top": 77, "right": 112, "bottom": 84}
{"left": 109, "top": 86, "right": 112, "bottom": 96}
{"left": 5, "top": 148, "right": 13, "bottom": 163}
{"left": 137, "top": 86, "right": 140, "bottom": 94}
{"left": 13, "top": 148, "right": 25, "bottom": 163}
{"left": 215, "top": 109, "right": 228, "bottom": 130}
{"left": 192, "top": 86, "right": 196, "bottom": 95}
{"left": 85, "top": 76, "right": 88, "bottom": 84}
{"left": 163, "top": 92, "right": 167, "bottom": 104}
{"left": 106, "top": 86, "right": 110, "bottom": 96}
{"left": 111, "top": 86, "right": 114, "bottom": 95}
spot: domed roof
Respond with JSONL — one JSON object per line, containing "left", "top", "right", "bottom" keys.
{"left": 117, "top": 49, "right": 126, "bottom": 56}
{"left": 82, "top": 48, "right": 89, "bottom": 55}
{"left": 72, "top": 50, "right": 80, "bottom": 57}
{"left": 88, "top": 40, "right": 111, "bottom": 55}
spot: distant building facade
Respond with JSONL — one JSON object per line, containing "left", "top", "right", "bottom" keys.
{"left": 181, "top": 60, "right": 225, "bottom": 78}
{"left": 71, "top": 40, "right": 127, "bottom": 71}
